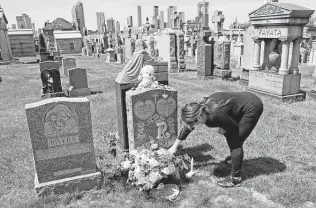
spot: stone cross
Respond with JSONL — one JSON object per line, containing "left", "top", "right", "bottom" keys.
{"left": 211, "top": 10, "right": 225, "bottom": 34}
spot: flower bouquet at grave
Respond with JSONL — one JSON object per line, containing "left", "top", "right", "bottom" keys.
{"left": 120, "top": 145, "right": 190, "bottom": 192}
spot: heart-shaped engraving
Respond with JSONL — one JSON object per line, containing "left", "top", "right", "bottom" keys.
{"left": 156, "top": 97, "right": 176, "bottom": 117}
{"left": 134, "top": 100, "right": 155, "bottom": 120}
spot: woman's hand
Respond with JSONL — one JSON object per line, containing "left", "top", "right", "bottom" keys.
{"left": 168, "top": 146, "right": 177, "bottom": 155}
{"left": 218, "top": 127, "right": 226, "bottom": 135}
{"left": 168, "top": 139, "right": 182, "bottom": 155}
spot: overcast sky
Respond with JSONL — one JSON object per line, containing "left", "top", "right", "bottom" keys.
{"left": 2, "top": 0, "right": 315, "bottom": 31}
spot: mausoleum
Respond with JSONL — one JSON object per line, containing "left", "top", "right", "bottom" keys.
{"left": 8, "top": 29, "right": 36, "bottom": 57}
{"left": 247, "top": 2, "right": 314, "bottom": 100}
{"left": 54, "top": 30, "right": 82, "bottom": 54}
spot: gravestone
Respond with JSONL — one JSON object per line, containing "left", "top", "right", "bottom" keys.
{"left": 126, "top": 86, "right": 177, "bottom": 151}
{"left": 68, "top": 68, "right": 91, "bottom": 97}
{"left": 143, "top": 61, "right": 169, "bottom": 84}
{"left": 25, "top": 97, "right": 101, "bottom": 196}
{"left": 188, "top": 47, "right": 193, "bottom": 56}
{"left": 310, "top": 41, "right": 316, "bottom": 77}
{"left": 148, "top": 38, "right": 155, "bottom": 56}
{"left": 124, "top": 38, "right": 135, "bottom": 61}
{"left": 54, "top": 56, "right": 63, "bottom": 68}
{"left": 115, "top": 60, "right": 169, "bottom": 150}
{"left": 213, "top": 40, "right": 232, "bottom": 79}
{"left": 39, "top": 61, "right": 59, "bottom": 73}
{"left": 168, "top": 33, "right": 178, "bottom": 72}
{"left": 62, "top": 58, "right": 76, "bottom": 76}
{"left": 241, "top": 26, "right": 255, "bottom": 71}
{"left": 177, "top": 31, "right": 186, "bottom": 70}
{"left": 105, "top": 48, "right": 116, "bottom": 62}
{"left": 117, "top": 54, "right": 123, "bottom": 64}
{"left": 156, "top": 31, "right": 178, "bottom": 72}
{"left": 41, "top": 69, "right": 63, "bottom": 97}
{"left": 197, "top": 31, "right": 215, "bottom": 79}
{"left": 103, "top": 35, "right": 109, "bottom": 50}
{"left": 211, "top": 10, "right": 225, "bottom": 39}
{"left": 40, "top": 52, "right": 50, "bottom": 62}
{"left": 234, "top": 36, "right": 244, "bottom": 68}
{"left": 240, "top": 26, "right": 255, "bottom": 83}
{"left": 53, "top": 51, "right": 61, "bottom": 57}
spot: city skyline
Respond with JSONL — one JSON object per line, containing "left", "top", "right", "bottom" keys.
{"left": 2, "top": 0, "right": 315, "bottom": 32}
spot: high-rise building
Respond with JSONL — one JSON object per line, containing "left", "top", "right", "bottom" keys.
{"left": 159, "top": 11, "right": 165, "bottom": 29}
{"left": 96, "top": 12, "right": 106, "bottom": 34}
{"left": 116, "top": 21, "right": 120, "bottom": 33}
{"left": 197, "top": 1, "right": 209, "bottom": 28}
{"left": 107, "top": 18, "right": 115, "bottom": 33}
{"left": 127, "top": 16, "right": 133, "bottom": 27}
{"left": 153, "top": 6, "right": 159, "bottom": 18}
{"left": 179, "top": 12, "right": 185, "bottom": 24}
{"left": 16, "top": 14, "right": 32, "bottom": 29}
{"left": 72, "top": 1, "right": 86, "bottom": 36}
{"left": 167, "top": 6, "right": 174, "bottom": 28}
{"left": 137, "top": 6, "right": 142, "bottom": 27}
{"left": 152, "top": 6, "right": 159, "bottom": 28}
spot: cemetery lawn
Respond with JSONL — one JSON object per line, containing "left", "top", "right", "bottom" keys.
{"left": 1, "top": 56, "right": 316, "bottom": 208}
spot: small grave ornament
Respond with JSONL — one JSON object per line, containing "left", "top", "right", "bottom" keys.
{"left": 136, "top": 65, "right": 159, "bottom": 89}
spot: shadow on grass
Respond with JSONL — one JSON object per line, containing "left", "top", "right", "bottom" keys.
{"left": 179, "top": 143, "right": 215, "bottom": 167}
{"left": 213, "top": 157, "right": 286, "bottom": 180}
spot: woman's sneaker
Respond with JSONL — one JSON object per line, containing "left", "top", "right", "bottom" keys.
{"left": 217, "top": 176, "right": 242, "bottom": 188}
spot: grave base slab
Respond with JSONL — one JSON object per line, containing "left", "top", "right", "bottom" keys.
{"left": 247, "top": 88, "right": 306, "bottom": 102}
{"left": 168, "top": 62, "right": 178, "bottom": 73}
{"left": 35, "top": 171, "right": 102, "bottom": 197}
{"left": 240, "top": 69, "right": 249, "bottom": 81}
{"left": 69, "top": 88, "right": 91, "bottom": 97}
{"left": 105, "top": 58, "right": 116, "bottom": 63}
{"left": 307, "top": 91, "right": 316, "bottom": 100}
{"left": 248, "top": 71, "right": 301, "bottom": 96}
{"left": 239, "top": 79, "right": 249, "bottom": 86}
{"left": 197, "top": 75, "right": 214, "bottom": 80}
{"left": 213, "top": 69, "right": 232, "bottom": 79}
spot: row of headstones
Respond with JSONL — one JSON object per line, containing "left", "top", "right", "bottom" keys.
{"left": 25, "top": 63, "right": 177, "bottom": 197}
{"left": 82, "top": 46, "right": 125, "bottom": 64}
{"left": 124, "top": 31, "right": 186, "bottom": 73}
{"left": 196, "top": 31, "right": 234, "bottom": 80}
{"left": 39, "top": 59, "right": 91, "bottom": 98}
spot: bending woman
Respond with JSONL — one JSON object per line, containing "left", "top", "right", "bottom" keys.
{"left": 168, "top": 91, "right": 263, "bottom": 188}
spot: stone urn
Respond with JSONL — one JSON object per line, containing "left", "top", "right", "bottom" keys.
{"left": 269, "top": 51, "right": 280, "bottom": 72}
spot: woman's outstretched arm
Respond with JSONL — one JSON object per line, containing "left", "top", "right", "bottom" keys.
{"left": 168, "top": 124, "right": 194, "bottom": 154}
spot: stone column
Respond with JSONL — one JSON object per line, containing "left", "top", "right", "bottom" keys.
{"left": 262, "top": 39, "right": 271, "bottom": 70}
{"left": 278, "top": 38, "right": 291, "bottom": 75}
{"left": 252, "top": 38, "right": 262, "bottom": 70}
{"left": 290, "top": 38, "right": 301, "bottom": 74}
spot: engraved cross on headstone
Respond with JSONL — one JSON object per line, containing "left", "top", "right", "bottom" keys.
{"left": 211, "top": 10, "right": 225, "bottom": 34}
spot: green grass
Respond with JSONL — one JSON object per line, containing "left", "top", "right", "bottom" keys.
{"left": 0, "top": 56, "right": 316, "bottom": 208}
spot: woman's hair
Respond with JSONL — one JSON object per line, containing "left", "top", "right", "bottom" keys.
{"left": 181, "top": 96, "right": 234, "bottom": 127}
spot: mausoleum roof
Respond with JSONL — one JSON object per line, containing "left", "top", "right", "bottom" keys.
{"left": 249, "top": 2, "right": 314, "bottom": 19}
{"left": 43, "top": 18, "right": 74, "bottom": 31}
{"left": 54, "top": 30, "right": 82, "bottom": 39}
{"left": 8, "top": 29, "right": 34, "bottom": 36}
